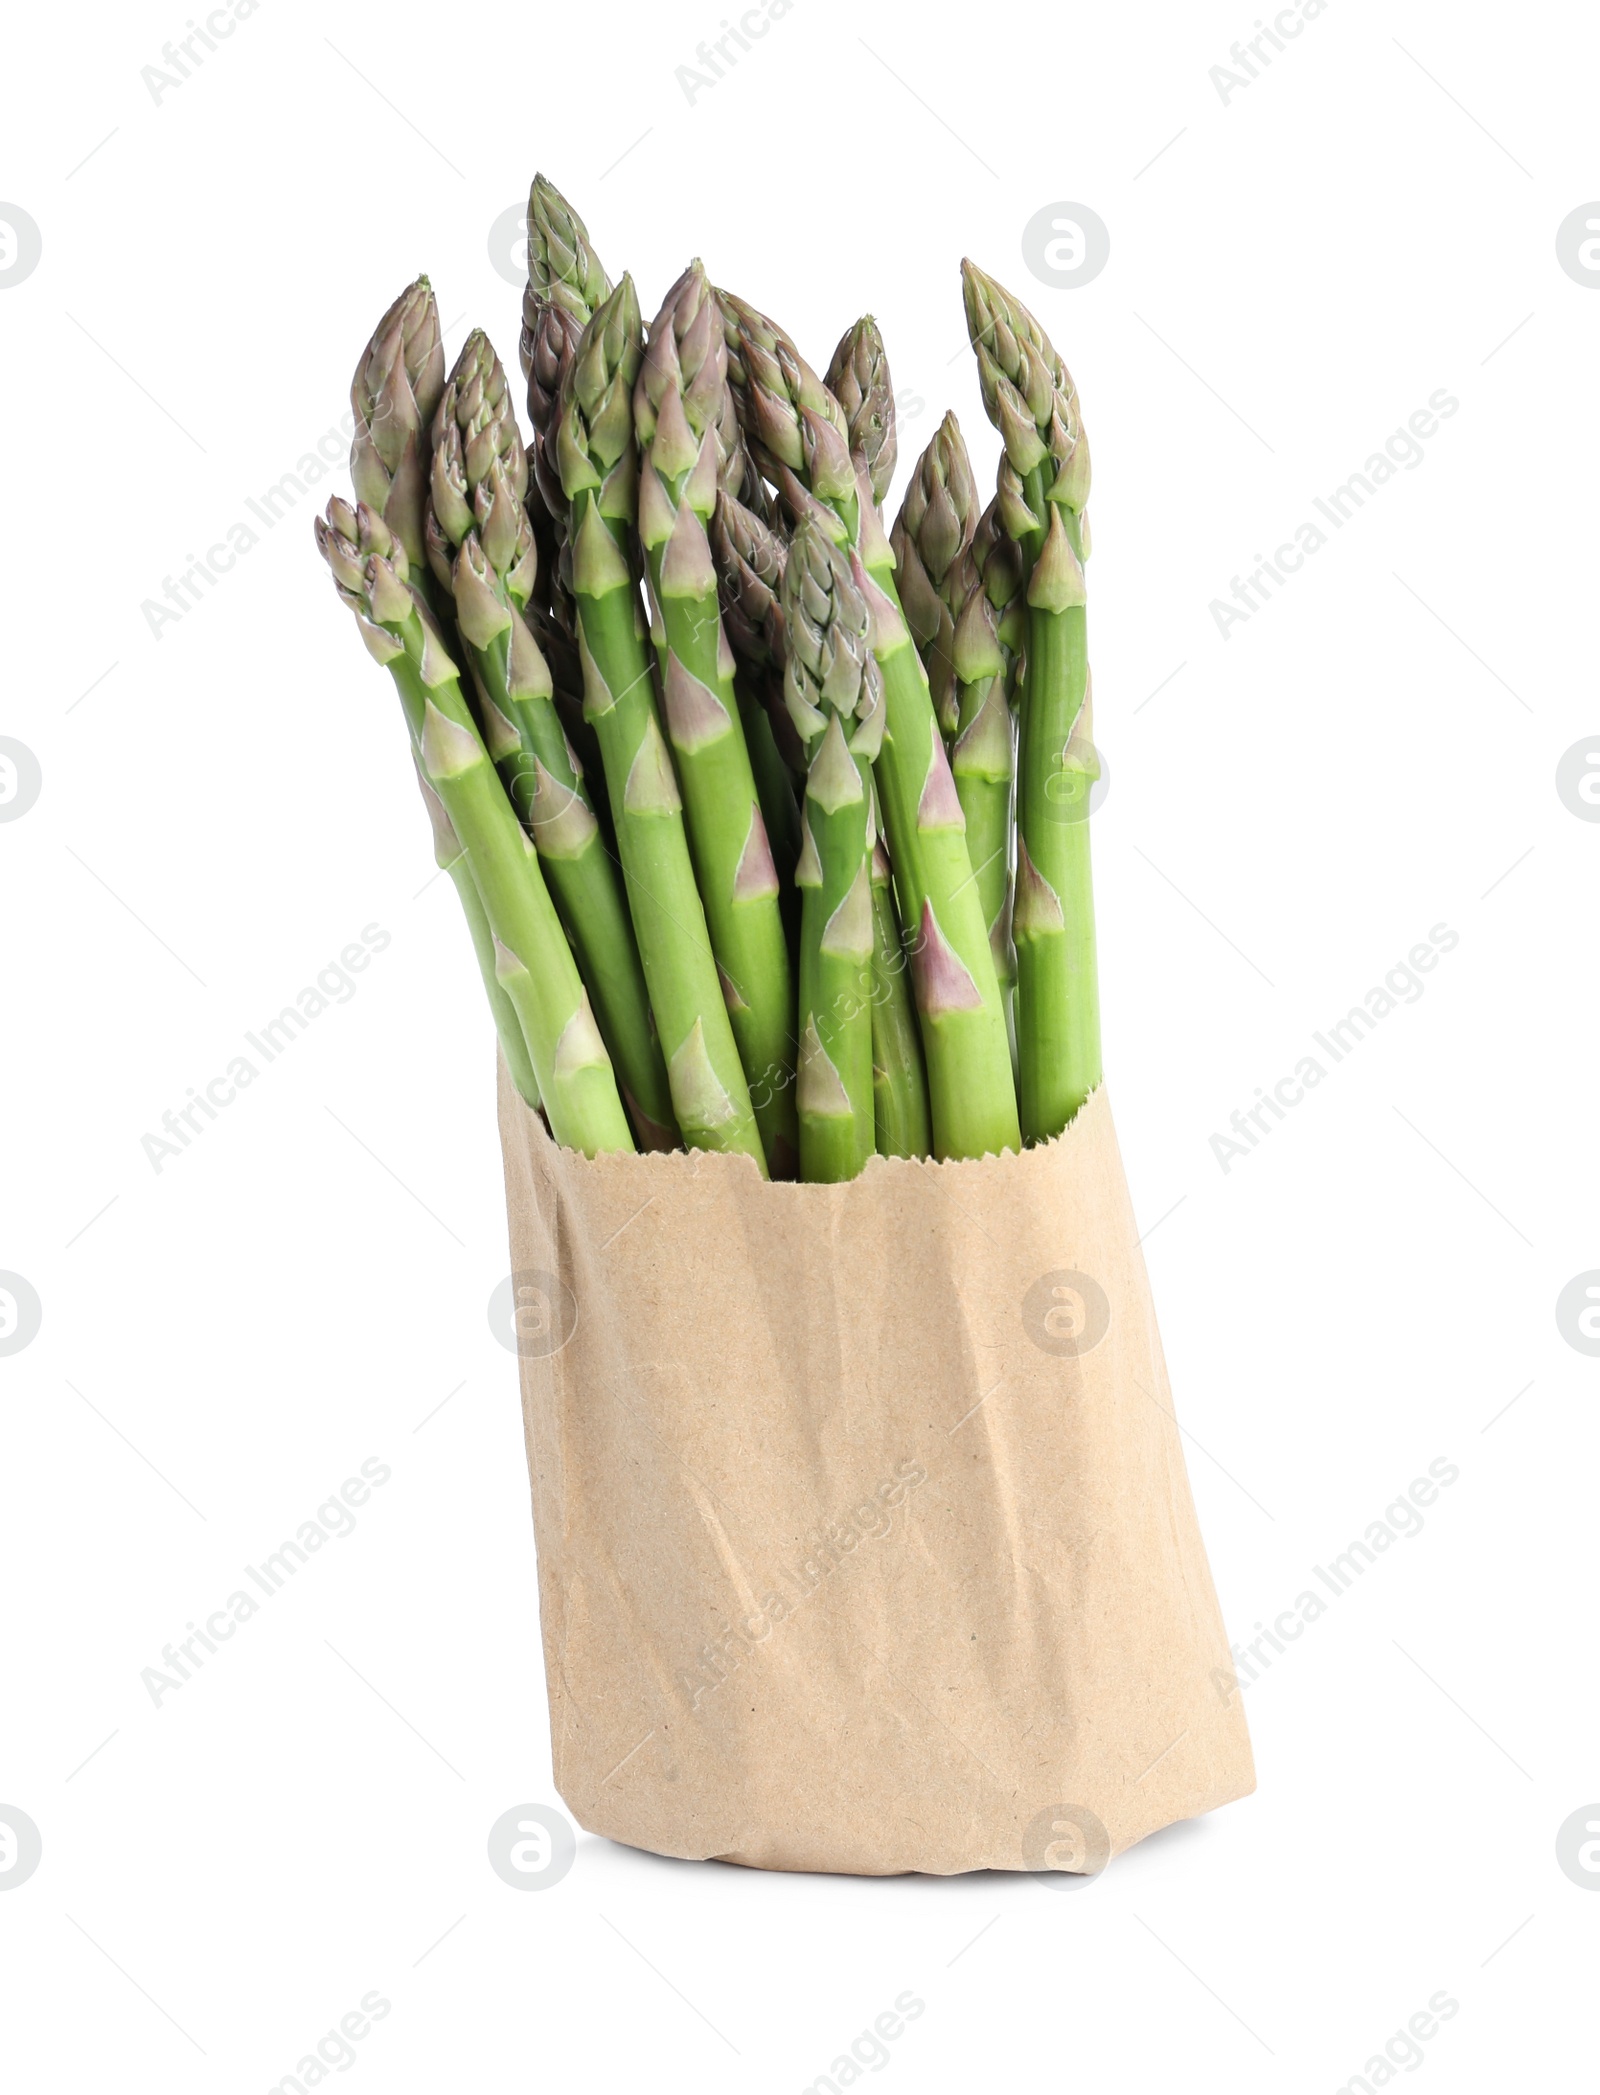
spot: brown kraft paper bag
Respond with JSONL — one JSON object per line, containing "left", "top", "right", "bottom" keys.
{"left": 497, "top": 1057, "right": 1255, "bottom": 1877}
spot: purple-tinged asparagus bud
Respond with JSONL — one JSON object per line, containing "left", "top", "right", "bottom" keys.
{"left": 960, "top": 258, "right": 1090, "bottom": 542}
{"left": 891, "top": 414, "right": 980, "bottom": 735}
{"left": 427, "top": 331, "right": 539, "bottom": 618}
{"left": 711, "top": 489, "right": 787, "bottom": 672}
{"left": 781, "top": 516, "right": 879, "bottom": 758}
{"left": 522, "top": 296, "right": 583, "bottom": 525}
{"left": 527, "top": 177, "right": 612, "bottom": 329}
{"left": 825, "top": 316, "right": 898, "bottom": 507}
{"left": 637, "top": 262, "right": 726, "bottom": 461}
{"left": 719, "top": 289, "right": 850, "bottom": 487}
{"left": 350, "top": 276, "right": 444, "bottom": 569}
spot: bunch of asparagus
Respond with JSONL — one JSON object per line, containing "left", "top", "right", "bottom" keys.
{"left": 315, "top": 177, "right": 1101, "bottom": 1179}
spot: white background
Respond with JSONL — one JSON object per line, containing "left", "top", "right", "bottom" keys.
{"left": 2, "top": 0, "right": 1596, "bottom": 2087}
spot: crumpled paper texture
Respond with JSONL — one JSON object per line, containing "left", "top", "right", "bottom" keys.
{"left": 498, "top": 1058, "right": 1254, "bottom": 1876}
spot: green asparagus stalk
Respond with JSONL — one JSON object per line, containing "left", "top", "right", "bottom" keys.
{"left": 414, "top": 759, "right": 541, "bottom": 1109}
{"left": 825, "top": 317, "right": 898, "bottom": 507}
{"left": 894, "top": 419, "right": 1016, "bottom": 1012}
{"left": 892, "top": 411, "right": 980, "bottom": 740}
{"left": 949, "top": 564, "right": 1017, "bottom": 1011}
{"left": 635, "top": 264, "right": 798, "bottom": 1176}
{"left": 961, "top": 260, "right": 1100, "bottom": 1141}
{"left": 867, "top": 823, "right": 932, "bottom": 1159}
{"left": 782, "top": 517, "right": 883, "bottom": 1181}
{"left": 709, "top": 485, "right": 806, "bottom": 956}
{"left": 520, "top": 175, "right": 613, "bottom": 579}
{"left": 516, "top": 178, "right": 621, "bottom": 848}
{"left": 722, "top": 291, "right": 1020, "bottom": 1161}
{"left": 350, "top": 277, "right": 445, "bottom": 587}
{"left": 426, "top": 330, "right": 677, "bottom": 1148}
{"left": 316, "top": 499, "right": 634, "bottom": 1155}
{"left": 557, "top": 277, "right": 767, "bottom": 1171}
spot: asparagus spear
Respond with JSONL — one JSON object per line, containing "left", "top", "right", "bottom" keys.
{"left": 350, "top": 277, "right": 445, "bottom": 587}
{"left": 825, "top": 317, "right": 898, "bottom": 506}
{"left": 781, "top": 517, "right": 883, "bottom": 1180}
{"left": 558, "top": 277, "right": 767, "bottom": 1171}
{"left": 635, "top": 264, "right": 798, "bottom": 1175}
{"left": 710, "top": 487, "right": 808, "bottom": 771}
{"left": 414, "top": 761, "right": 541, "bottom": 1109}
{"left": 722, "top": 291, "right": 1020, "bottom": 1161}
{"left": 867, "top": 823, "right": 932, "bottom": 1159}
{"left": 961, "top": 261, "right": 1100, "bottom": 1140}
{"left": 427, "top": 330, "right": 677, "bottom": 1149}
{"left": 520, "top": 175, "right": 613, "bottom": 565}
{"left": 892, "top": 411, "right": 980, "bottom": 741}
{"left": 949, "top": 559, "right": 1018, "bottom": 1012}
{"left": 315, "top": 499, "right": 634, "bottom": 1156}
{"left": 894, "top": 419, "right": 1017, "bottom": 1015}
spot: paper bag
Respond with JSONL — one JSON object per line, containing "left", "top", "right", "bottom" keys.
{"left": 497, "top": 1058, "right": 1254, "bottom": 1876}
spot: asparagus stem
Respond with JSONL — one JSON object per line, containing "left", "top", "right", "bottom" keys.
{"left": 962, "top": 260, "right": 1101, "bottom": 1139}
{"left": 427, "top": 330, "right": 677, "bottom": 1148}
{"left": 782, "top": 517, "right": 882, "bottom": 1181}
{"left": 721, "top": 292, "right": 1020, "bottom": 1160}
{"left": 316, "top": 499, "right": 634, "bottom": 1156}
{"left": 867, "top": 825, "right": 932, "bottom": 1158}
{"left": 892, "top": 415, "right": 1016, "bottom": 1007}
{"left": 1016, "top": 588, "right": 1099, "bottom": 1136}
{"left": 559, "top": 278, "right": 767, "bottom": 1171}
{"left": 949, "top": 545, "right": 1017, "bottom": 1007}
{"left": 636, "top": 264, "right": 797, "bottom": 1175}
{"left": 415, "top": 763, "right": 541, "bottom": 1107}
{"left": 736, "top": 668, "right": 803, "bottom": 953}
